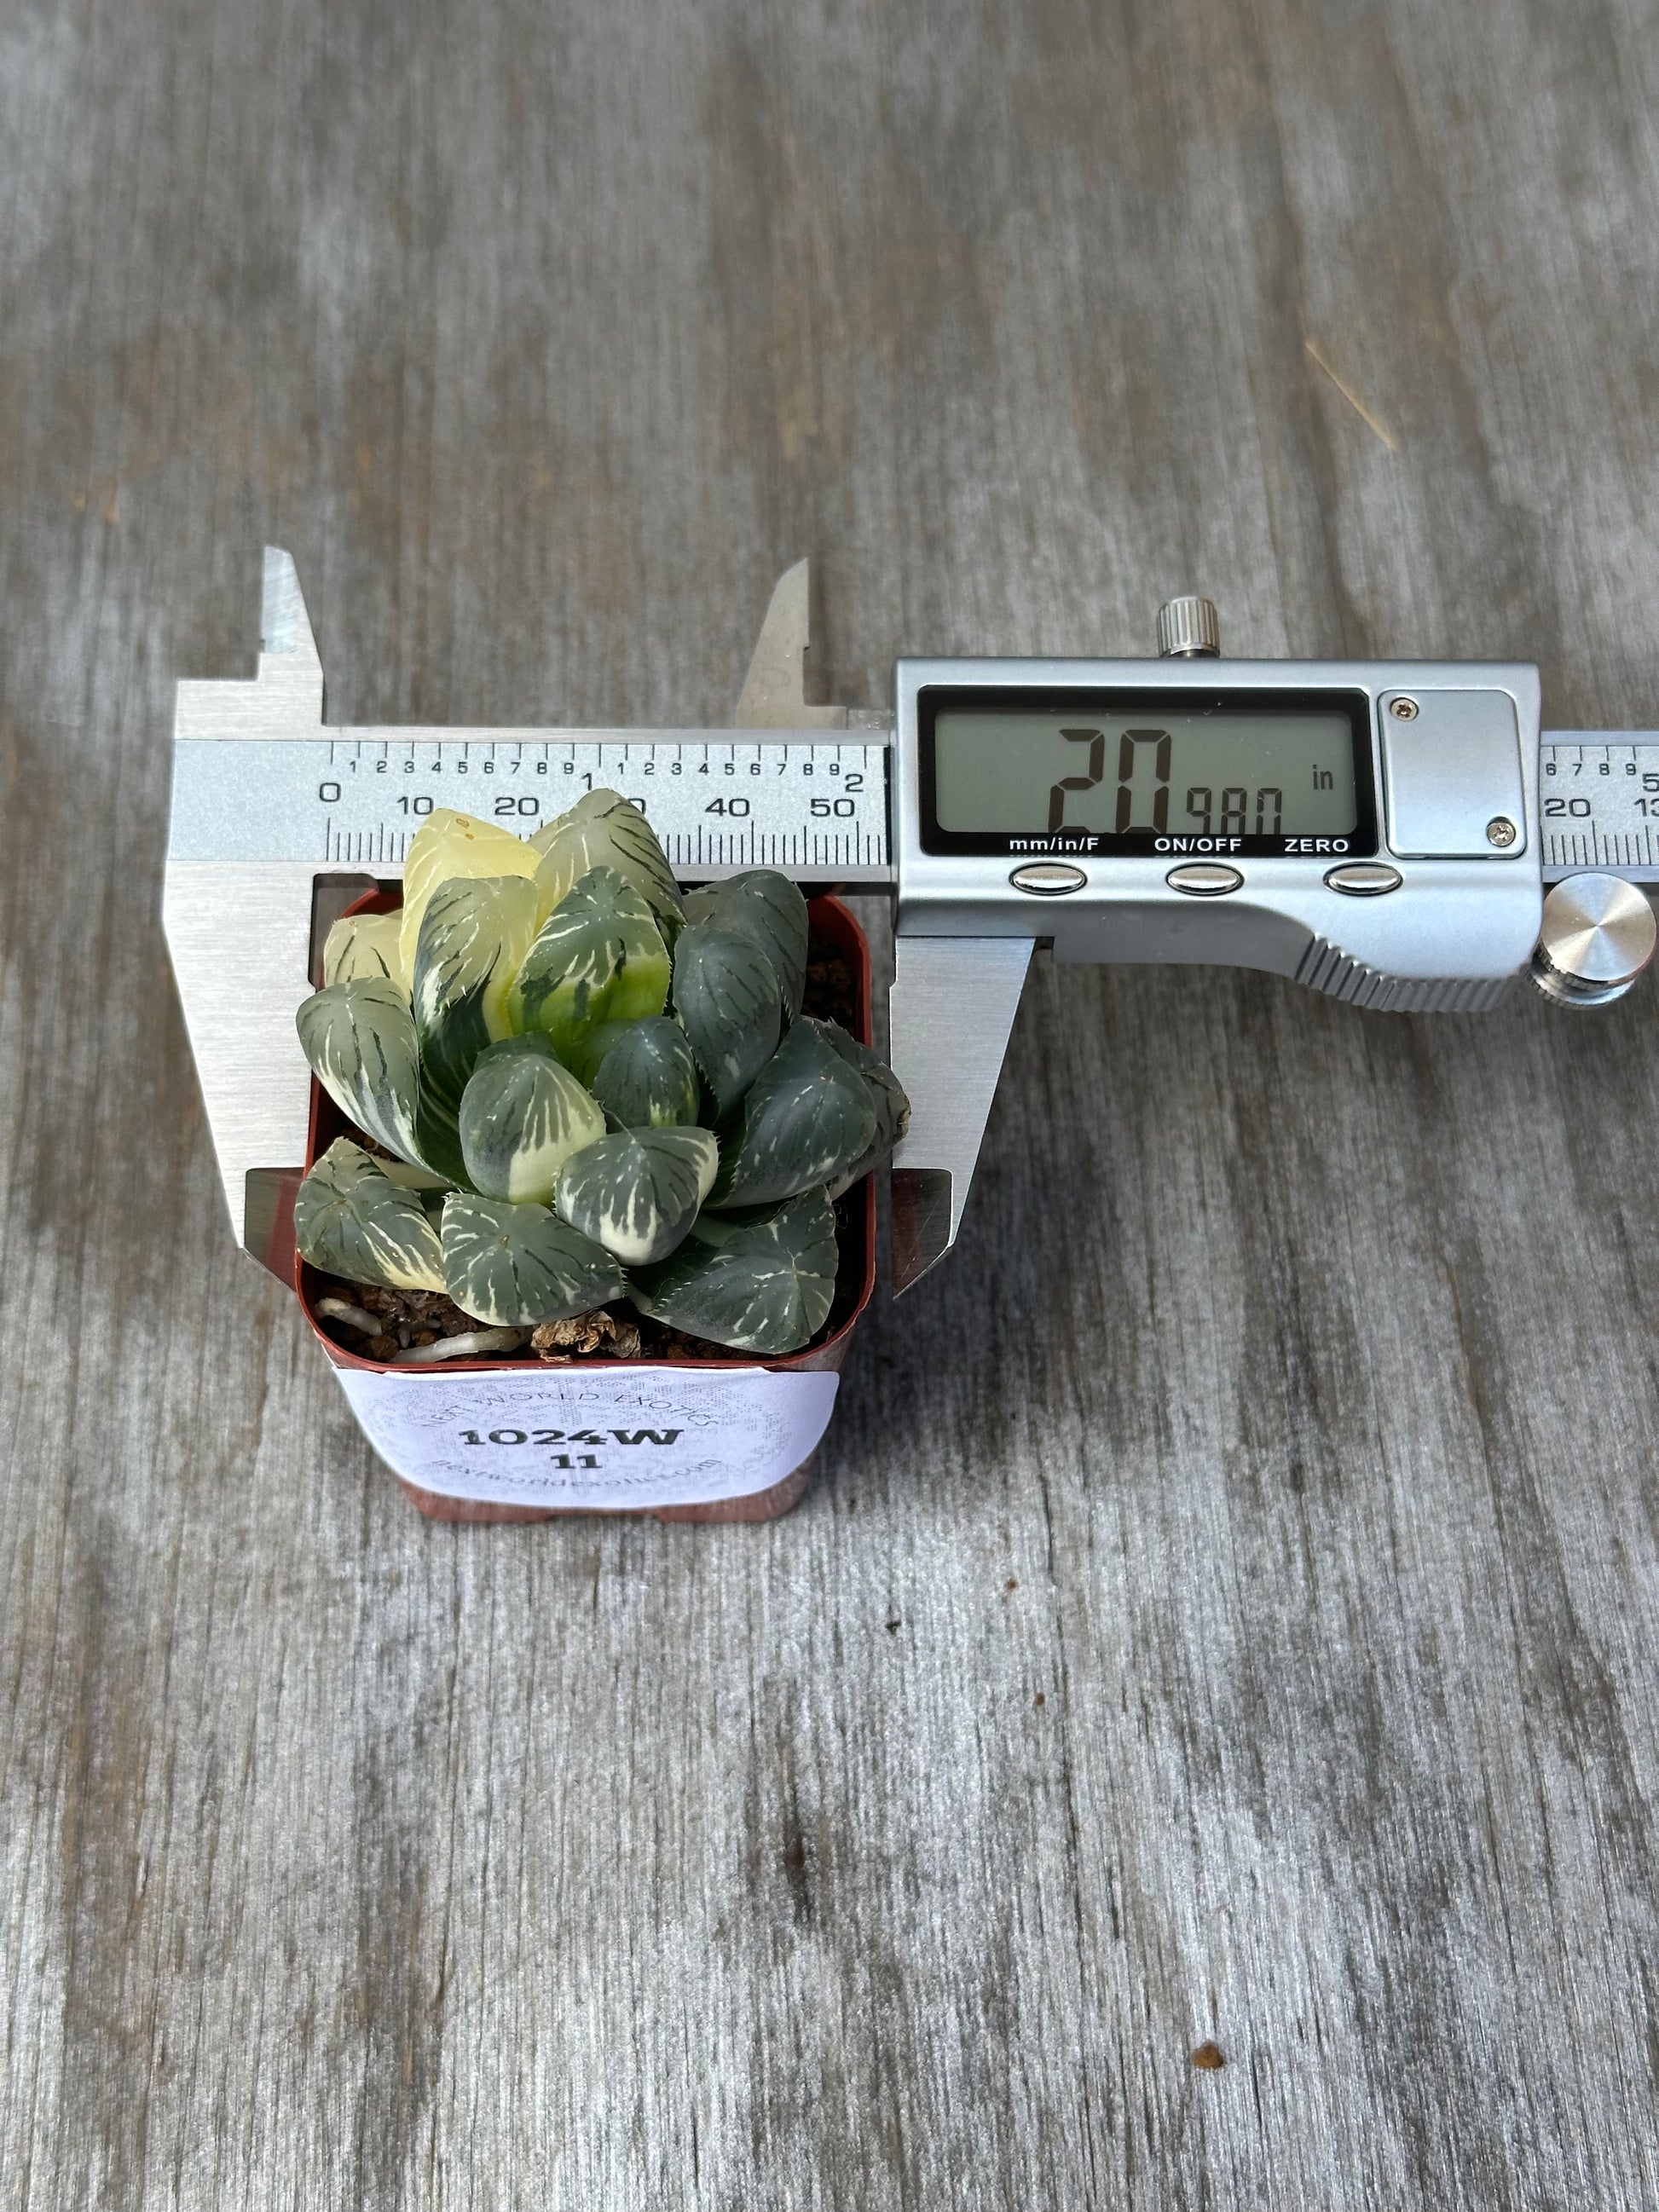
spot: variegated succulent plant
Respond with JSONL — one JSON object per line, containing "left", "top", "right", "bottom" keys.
{"left": 292, "top": 792, "right": 907, "bottom": 1357}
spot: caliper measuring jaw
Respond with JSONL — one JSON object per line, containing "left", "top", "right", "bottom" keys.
{"left": 165, "top": 552, "right": 328, "bottom": 1272}
{"left": 886, "top": 938, "right": 1034, "bottom": 1293}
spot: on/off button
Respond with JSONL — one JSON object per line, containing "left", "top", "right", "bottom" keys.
{"left": 1165, "top": 862, "right": 1243, "bottom": 896}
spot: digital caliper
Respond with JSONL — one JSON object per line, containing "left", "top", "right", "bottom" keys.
{"left": 164, "top": 551, "right": 1659, "bottom": 1292}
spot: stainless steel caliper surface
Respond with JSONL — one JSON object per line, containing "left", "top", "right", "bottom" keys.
{"left": 163, "top": 558, "right": 1659, "bottom": 1296}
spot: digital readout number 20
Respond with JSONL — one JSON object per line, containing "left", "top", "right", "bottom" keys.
{"left": 1049, "top": 728, "right": 1284, "bottom": 837}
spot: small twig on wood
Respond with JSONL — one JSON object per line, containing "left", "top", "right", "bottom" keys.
{"left": 1304, "top": 338, "right": 1400, "bottom": 452}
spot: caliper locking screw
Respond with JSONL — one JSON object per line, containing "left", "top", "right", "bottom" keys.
{"left": 1486, "top": 816, "right": 1518, "bottom": 848}
{"left": 1388, "top": 696, "right": 1419, "bottom": 719}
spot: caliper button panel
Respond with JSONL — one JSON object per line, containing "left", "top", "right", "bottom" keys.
{"left": 1379, "top": 690, "right": 1525, "bottom": 858}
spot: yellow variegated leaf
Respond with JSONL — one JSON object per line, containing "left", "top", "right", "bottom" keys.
{"left": 554, "top": 1126, "right": 717, "bottom": 1267}
{"left": 295, "top": 977, "right": 428, "bottom": 1170}
{"left": 322, "top": 908, "right": 408, "bottom": 990}
{"left": 410, "top": 875, "right": 540, "bottom": 1179}
{"left": 458, "top": 1036, "right": 607, "bottom": 1204}
{"left": 531, "top": 788, "right": 683, "bottom": 939}
{"left": 441, "top": 1193, "right": 627, "bottom": 1325}
{"left": 510, "top": 865, "right": 671, "bottom": 1066}
{"left": 294, "top": 1138, "right": 447, "bottom": 1291}
{"left": 398, "top": 806, "right": 540, "bottom": 975}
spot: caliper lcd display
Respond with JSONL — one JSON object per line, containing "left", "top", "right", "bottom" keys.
{"left": 920, "top": 687, "right": 1378, "bottom": 859}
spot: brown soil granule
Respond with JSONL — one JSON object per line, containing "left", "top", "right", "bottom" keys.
{"left": 802, "top": 952, "right": 858, "bottom": 1033}
{"left": 314, "top": 1276, "right": 724, "bottom": 1366}
{"left": 530, "top": 1310, "right": 643, "bottom": 1360}
{"left": 313, "top": 1278, "right": 482, "bottom": 1356}
{"left": 628, "top": 1314, "right": 740, "bottom": 1361}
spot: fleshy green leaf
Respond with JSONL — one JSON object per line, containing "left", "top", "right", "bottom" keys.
{"left": 295, "top": 977, "right": 427, "bottom": 1170}
{"left": 630, "top": 1191, "right": 839, "bottom": 1355}
{"left": 684, "top": 872, "right": 808, "bottom": 1019}
{"left": 589, "top": 1017, "right": 701, "bottom": 1128}
{"left": 294, "top": 1138, "right": 446, "bottom": 1291}
{"left": 671, "top": 921, "right": 781, "bottom": 1119}
{"left": 411, "top": 873, "right": 539, "bottom": 1133}
{"left": 510, "top": 865, "right": 670, "bottom": 1066}
{"left": 707, "top": 1017, "right": 877, "bottom": 1209}
{"left": 398, "top": 808, "right": 540, "bottom": 977}
{"left": 441, "top": 1193, "right": 627, "bottom": 1325}
{"left": 559, "top": 1018, "right": 635, "bottom": 1089}
{"left": 321, "top": 908, "right": 407, "bottom": 990}
{"left": 413, "top": 1090, "right": 469, "bottom": 1191}
{"left": 818, "top": 1022, "right": 911, "bottom": 1193}
{"left": 458, "top": 1035, "right": 607, "bottom": 1204}
{"left": 531, "top": 788, "right": 684, "bottom": 943}
{"left": 554, "top": 1127, "right": 718, "bottom": 1267}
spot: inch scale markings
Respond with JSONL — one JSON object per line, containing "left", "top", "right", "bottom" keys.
{"left": 1540, "top": 734, "right": 1659, "bottom": 881}
{"left": 169, "top": 732, "right": 893, "bottom": 881}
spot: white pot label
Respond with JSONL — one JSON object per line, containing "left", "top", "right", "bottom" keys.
{"left": 332, "top": 1361, "right": 841, "bottom": 1511}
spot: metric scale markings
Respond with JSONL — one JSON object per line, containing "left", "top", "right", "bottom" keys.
{"left": 167, "top": 733, "right": 893, "bottom": 881}
{"left": 1540, "top": 736, "right": 1659, "bottom": 881}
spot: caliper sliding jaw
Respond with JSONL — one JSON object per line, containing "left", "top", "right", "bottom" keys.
{"left": 731, "top": 561, "right": 1016, "bottom": 1291}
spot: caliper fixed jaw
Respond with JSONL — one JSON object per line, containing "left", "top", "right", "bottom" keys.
{"left": 164, "top": 549, "right": 330, "bottom": 1268}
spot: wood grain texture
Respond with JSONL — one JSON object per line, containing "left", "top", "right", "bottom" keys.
{"left": 4, "top": 0, "right": 1659, "bottom": 2203}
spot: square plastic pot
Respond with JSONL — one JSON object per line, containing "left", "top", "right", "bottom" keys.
{"left": 273, "top": 892, "right": 876, "bottom": 1524}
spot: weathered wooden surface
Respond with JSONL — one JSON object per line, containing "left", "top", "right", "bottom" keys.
{"left": 4, "top": 0, "right": 1659, "bottom": 2203}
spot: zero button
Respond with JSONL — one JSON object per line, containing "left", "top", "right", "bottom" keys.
{"left": 1325, "top": 863, "right": 1402, "bottom": 897}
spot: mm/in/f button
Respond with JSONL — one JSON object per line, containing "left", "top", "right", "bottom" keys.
{"left": 1009, "top": 862, "right": 1087, "bottom": 896}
